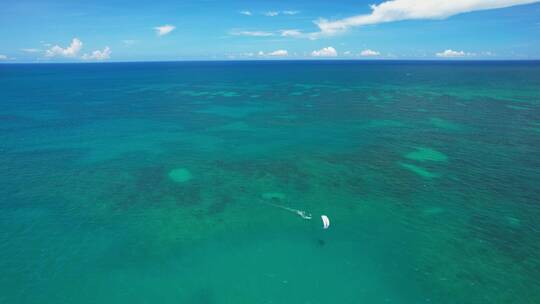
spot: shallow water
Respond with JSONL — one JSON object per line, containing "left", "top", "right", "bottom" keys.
{"left": 1, "top": 61, "right": 540, "bottom": 303}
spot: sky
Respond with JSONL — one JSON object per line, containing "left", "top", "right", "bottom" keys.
{"left": 1, "top": 0, "right": 540, "bottom": 62}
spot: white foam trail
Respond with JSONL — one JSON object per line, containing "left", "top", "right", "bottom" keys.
{"left": 262, "top": 201, "right": 312, "bottom": 220}
{"left": 296, "top": 210, "right": 312, "bottom": 220}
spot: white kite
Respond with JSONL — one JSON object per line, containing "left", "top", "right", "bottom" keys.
{"left": 321, "top": 215, "right": 330, "bottom": 229}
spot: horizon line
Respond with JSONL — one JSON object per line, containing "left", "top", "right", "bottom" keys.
{"left": 2, "top": 58, "right": 540, "bottom": 65}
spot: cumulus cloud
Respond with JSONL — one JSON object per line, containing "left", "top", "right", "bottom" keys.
{"left": 0, "top": 54, "right": 8, "bottom": 60}
{"left": 45, "top": 38, "right": 83, "bottom": 57}
{"left": 82, "top": 46, "right": 111, "bottom": 60}
{"left": 311, "top": 46, "right": 338, "bottom": 57}
{"left": 154, "top": 25, "right": 175, "bottom": 36}
{"left": 264, "top": 11, "right": 279, "bottom": 17}
{"left": 315, "top": 0, "right": 540, "bottom": 36}
{"left": 231, "top": 30, "right": 275, "bottom": 37}
{"left": 360, "top": 49, "right": 380, "bottom": 56}
{"left": 435, "top": 49, "right": 475, "bottom": 57}
{"left": 240, "top": 10, "right": 252, "bottom": 16}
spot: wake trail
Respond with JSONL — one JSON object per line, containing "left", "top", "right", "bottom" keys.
{"left": 261, "top": 200, "right": 313, "bottom": 220}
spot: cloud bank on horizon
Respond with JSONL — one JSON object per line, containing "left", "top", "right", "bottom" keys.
{"left": 311, "top": 47, "right": 338, "bottom": 57}
{"left": 45, "top": 38, "right": 83, "bottom": 57}
{"left": 82, "top": 47, "right": 111, "bottom": 60}
{"left": 42, "top": 38, "right": 111, "bottom": 61}
{"left": 360, "top": 49, "right": 380, "bottom": 57}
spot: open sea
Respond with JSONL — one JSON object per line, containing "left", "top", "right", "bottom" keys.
{"left": 1, "top": 61, "right": 539, "bottom": 303}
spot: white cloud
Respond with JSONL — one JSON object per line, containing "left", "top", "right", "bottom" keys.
{"left": 154, "top": 25, "right": 175, "bottom": 36}
{"left": 436, "top": 49, "right": 473, "bottom": 57}
{"left": 268, "top": 49, "right": 288, "bottom": 56}
{"left": 82, "top": 46, "right": 111, "bottom": 60}
{"left": 0, "top": 54, "right": 8, "bottom": 60}
{"left": 231, "top": 29, "right": 304, "bottom": 38}
{"left": 231, "top": 30, "right": 275, "bottom": 37}
{"left": 264, "top": 11, "right": 280, "bottom": 17}
{"left": 45, "top": 38, "right": 83, "bottom": 57}
{"left": 258, "top": 50, "right": 288, "bottom": 57}
{"left": 343, "top": 51, "right": 352, "bottom": 55}
{"left": 315, "top": 0, "right": 540, "bottom": 36}
{"left": 283, "top": 10, "right": 299, "bottom": 15}
{"left": 240, "top": 10, "right": 252, "bottom": 16}
{"left": 360, "top": 49, "right": 380, "bottom": 56}
{"left": 280, "top": 29, "right": 303, "bottom": 37}
{"left": 311, "top": 46, "right": 338, "bottom": 57}
{"left": 21, "top": 48, "right": 41, "bottom": 53}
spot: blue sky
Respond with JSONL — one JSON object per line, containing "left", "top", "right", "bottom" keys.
{"left": 1, "top": 0, "right": 539, "bottom": 62}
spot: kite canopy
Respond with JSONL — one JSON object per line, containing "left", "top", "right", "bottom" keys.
{"left": 321, "top": 215, "right": 330, "bottom": 229}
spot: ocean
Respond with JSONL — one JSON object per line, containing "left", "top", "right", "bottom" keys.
{"left": 1, "top": 61, "right": 539, "bottom": 303}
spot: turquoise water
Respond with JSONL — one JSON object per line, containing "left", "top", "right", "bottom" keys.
{"left": 1, "top": 61, "right": 539, "bottom": 303}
